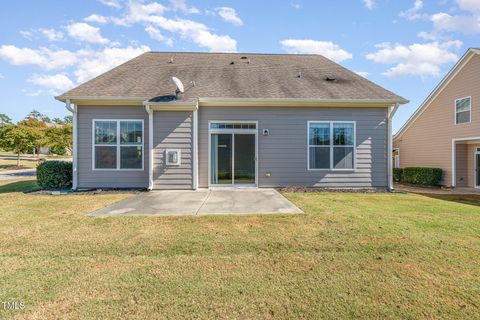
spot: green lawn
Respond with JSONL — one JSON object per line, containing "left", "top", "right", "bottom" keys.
{"left": 0, "top": 181, "right": 479, "bottom": 319}
{"left": 0, "top": 158, "right": 39, "bottom": 171}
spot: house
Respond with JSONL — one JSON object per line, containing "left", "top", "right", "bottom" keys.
{"left": 55, "top": 52, "right": 407, "bottom": 191}
{"left": 393, "top": 48, "right": 480, "bottom": 188}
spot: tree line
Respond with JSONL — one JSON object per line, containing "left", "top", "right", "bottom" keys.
{"left": 0, "top": 110, "right": 73, "bottom": 167}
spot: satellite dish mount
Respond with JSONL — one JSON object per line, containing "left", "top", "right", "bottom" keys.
{"left": 172, "top": 77, "right": 184, "bottom": 98}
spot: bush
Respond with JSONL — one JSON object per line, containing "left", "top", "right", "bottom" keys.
{"left": 37, "top": 161, "right": 72, "bottom": 189}
{"left": 401, "top": 167, "right": 443, "bottom": 186}
{"left": 393, "top": 168, "right": 403, "bottom": 182}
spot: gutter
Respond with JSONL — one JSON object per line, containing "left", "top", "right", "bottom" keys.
{"left": 145, "top": 104, "right": 154, "bottom": 191}
{"left": 387, "top": 103, "right": 400, "bottom": 191}
{"left": 65, "top": 99, "right": 78, "bottom": 190}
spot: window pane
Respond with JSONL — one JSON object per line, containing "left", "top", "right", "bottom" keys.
{"left": 95, "top": 146, "right": 116, "bottom": 169}
{"left": 333, "top": 123, "right": 354, "bottom": 145}
{"left": 309, "top": 147, "right": 330, "bottom": 169}
{"left": 309, "top": 123, "right": 330, "bottom": 145}
{"left": 456, "top": 111, "right": 470, "bottom": 124}
{"left": 456, "top": 97, "right": 471, "bottom": 113}
{"left": 120, "top": 121, "right": 142, "bottom": 144}
{"left": 333, "top": 147, "right": 354, "bottom": 169}
{"left": 120, "top": 146, "right": 142, "bottom": 169}
{"left": 95, "top": 121, "right": 117, "bottom": 144}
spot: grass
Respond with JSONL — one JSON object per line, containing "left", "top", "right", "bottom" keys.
{"left": 0, "top": 158, "right": 39, "bottom": 171}
{"left": 0, "top": 182, "right": 479, "bottom": 319}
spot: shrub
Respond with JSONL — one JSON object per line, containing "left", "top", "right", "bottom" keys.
{"left": 37, "top": 161, "right": 72, "bottom": 189}
{"left": 393, "top": 168, "right": 403, "bottom": 182}
{"left": 402, "top": 167, "right": 443, "bottom": 186}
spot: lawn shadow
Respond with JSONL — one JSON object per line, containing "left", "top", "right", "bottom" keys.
{"left": 418, "top": 193, "right": 480, "bottom": 207}
{"left": 0, "top": 180, "right": 41, "bottom": 194}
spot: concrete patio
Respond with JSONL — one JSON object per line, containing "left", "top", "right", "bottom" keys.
{"left": 89, "top": 188, "right": 303, "bottom": 216}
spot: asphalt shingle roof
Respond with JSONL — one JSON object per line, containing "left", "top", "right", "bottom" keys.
{"left": 57, "top": 52, "right": 407, "bottom": 103}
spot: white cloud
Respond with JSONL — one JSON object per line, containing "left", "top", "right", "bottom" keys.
{"left": 366, "top": 41, "right": 462, "bottom": 77}
{"left": 145, "top": 25, "right": 173, "bottom": 46}
{"left": 355, "top": 71, "right": 369, "bottom": 78}
{"left": 280, "top": 39, "right": 353, "bottom": 62}
{"left": 114, "top": 1, "right": 237, "bottom": 52}
{"left": 98, "top": 0, "right": 122, "bottom": 8}
{"left": 363, "top": 0, "right": 375, "bottom": 10}
{"left": 113, "top": 0, "right": 167, "bottom": 25}
{"left": 0, "top": 73, "right": 4, "bottom": 79}
{"left": 399, "top": 0, "right": 425, "bottom": 20}
{"left": 29, "top": 73, "right": 75, "bottom": 92}
{"left": 20, "top": 30, "right": 33, "bottom": 40}
{"left": 457, "top": 0, "right": 480, "bottom": 14}
{"left": 85, "top": 14, "right": 109, "bottom": 24}
{"left": 215, "top": 7, "right": 243, "bottom": 26}
{"left": 169, "top": 0, "right": 199, "bottom": 14}
{"left": 67, "top": 22, "right": 109, "bottom": 44}
{"left": 0, "top": 45, "right": 78, "bottom": 70}
{"left": 74, "top": 45, "right": 150, "bottom": 82}
{"left": 291, "top": 3, "right": 301, "bottom": 9}
{"left": 431, "top": 12, "right": 480, "bottom": 33}
{"left": 39, "top": 28, "right": 64, "bottom": 41}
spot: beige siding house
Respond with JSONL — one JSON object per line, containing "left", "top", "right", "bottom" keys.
{"left": 393, "top": 48, "right": 480, "bottom": 188}
{"left": 56, "top": 52, "right": 407, "bottom": 191}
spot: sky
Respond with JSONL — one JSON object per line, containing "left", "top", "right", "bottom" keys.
{"left": 0, "top": 0, "right": 479, "bottom": 132}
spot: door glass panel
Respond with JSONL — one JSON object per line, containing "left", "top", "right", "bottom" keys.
{"left": 234, "top": 134, "right": 255, "bottom": 184}
{"left": 211, "top": 134, "right": 232, "bottom": 184}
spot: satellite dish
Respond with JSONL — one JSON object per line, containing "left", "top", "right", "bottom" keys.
{"left": 172, "top": 77, "right": 184, "bottom": 94}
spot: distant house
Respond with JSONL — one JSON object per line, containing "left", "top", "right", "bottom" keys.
{"left": 394, "top": 48, "right": 480, "bottom": 188}
{"left": 56, "top": 52, "right": 407, "bottom": 190}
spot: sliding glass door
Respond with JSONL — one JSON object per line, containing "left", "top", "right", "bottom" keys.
{"left": 234, "top": 134, "right": 255, "bottom": 184}
{"left": 210, "top": 134, "right": 232, "bottom": 184}
{"left": 210, "top": 123, "right": 257, "bottom": 186}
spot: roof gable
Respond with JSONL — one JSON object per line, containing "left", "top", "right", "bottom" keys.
{"left": 394, "top": 48, "right": 480, "bottom": 139}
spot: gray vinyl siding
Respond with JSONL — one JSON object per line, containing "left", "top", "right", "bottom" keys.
{"left": 152, "top": 111, "right": 193, "bottom": 189}
{"left": 77, "top": 106, "right": 149, "bottom": 189}
{"left": 198, "top": 107, "right": 388, "bottom": 188}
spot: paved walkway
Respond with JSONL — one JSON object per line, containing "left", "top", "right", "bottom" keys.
{"left": 0, "top": 169, "right": 36, "bottom": 180}
{"left": 89, "top": 188, "right": 303, "bottom": 216}
{"left": 395, "top": 183, "right": 480, "bottom": 195}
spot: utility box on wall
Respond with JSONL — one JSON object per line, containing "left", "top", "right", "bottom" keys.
{"left": 165, "top": 149, "right": 181, "bottom": 166}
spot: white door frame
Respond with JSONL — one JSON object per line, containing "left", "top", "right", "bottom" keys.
{"left": 208, "top": 121, "right": 258, "bottom": 188}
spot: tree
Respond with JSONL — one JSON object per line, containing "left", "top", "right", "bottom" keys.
{"left": 43, "top": 124, "right": 73, "bottom": 155}
{"left": 52, "top": 118, "right": 64, "bottom": 125}
{"left": 26, "top": 109, "right": 50, "bottom": 123}
{"left": 0, "top": 113, "right": 12, "bottom": 126}
{"left": 0, "top": 125, "right": 38, "bottom": 167}
{"left": 63, "top": 115, "right": 73, "bottom": 124}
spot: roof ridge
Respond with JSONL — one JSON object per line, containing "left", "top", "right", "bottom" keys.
{"left": 146, "top": 51, "right": 328, "bottom": 57}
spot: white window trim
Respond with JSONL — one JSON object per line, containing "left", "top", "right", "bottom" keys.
{"left": 92, "top": 119, "right": 145, "bottom": 171}
{"left": 307, "top": 121, "right": 356, "bottom": 171}
{"left": 454, "top": 96, "right": 471, "bottom": 125}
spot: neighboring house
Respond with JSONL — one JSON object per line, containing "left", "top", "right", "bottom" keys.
{"left": 393, "top": 48, "right": 480, "bottom": 188}
{"left": 56, "top": 52, "right": 407, "bottom": 190}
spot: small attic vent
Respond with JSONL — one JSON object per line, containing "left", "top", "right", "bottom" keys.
{"left": 325, "top": 76, "right": 336, "bottom": 82}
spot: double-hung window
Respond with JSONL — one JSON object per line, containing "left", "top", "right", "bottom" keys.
{"left": 93, "top": 120, "right": 143, "bottom": 170}
{"left": 308, "top": 121, "right": 355, "bottom": 170}
{"left": 455, "top": 97, "right": 471, "bottom": 124}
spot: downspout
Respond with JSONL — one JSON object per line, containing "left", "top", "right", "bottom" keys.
{"left": 192, "top": 99, "right": 199, "bottom": 190}
{"left": 65, "top": 99, "right": 78, "bottom": 190}
{"left": 387, "top": 103, "right": 399, "bottom": 191}
{"left": 145, "top": 103, "right": 154, "bottom": 191}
